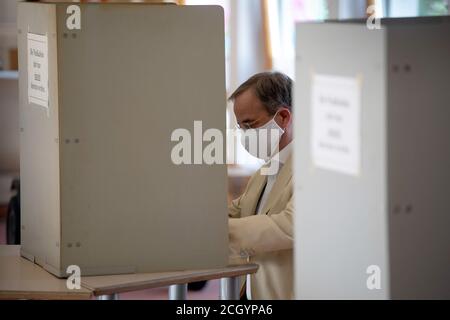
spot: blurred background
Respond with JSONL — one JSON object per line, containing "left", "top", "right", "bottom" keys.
{"left": 0, "top": 0, "right": 448, "bottom": 299}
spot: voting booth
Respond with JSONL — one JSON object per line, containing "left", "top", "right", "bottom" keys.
{"left": 294, "top": 17, "right": 450, "bottom": 299}
{"left": 18, "top": 2, "right": 228, "bottom": 277}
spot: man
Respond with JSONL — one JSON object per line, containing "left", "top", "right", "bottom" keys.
{"left": 228, "top": 71, "right": 294, "bottom": 300}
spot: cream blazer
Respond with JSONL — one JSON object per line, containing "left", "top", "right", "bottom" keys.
{"left": 228, "top": 155, "right": 294, "bottom": 300}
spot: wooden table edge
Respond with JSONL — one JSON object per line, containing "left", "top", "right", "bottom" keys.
{"left": 0, "top": 291, "right": 92, "bottom": 300}
{"left": 83, "top": 264, "right": 259, "bottom": 297}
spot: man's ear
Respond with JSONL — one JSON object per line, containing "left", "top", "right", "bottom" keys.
{"left": 277, "top": 107, "right": 292, "bottom": 129}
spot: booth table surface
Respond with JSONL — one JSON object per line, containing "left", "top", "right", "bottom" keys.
{"left": 0, "top": 245, "right": 258, "bottom": 299}
{"left": 0, "top": 245, "right": 91, "bottom": 300}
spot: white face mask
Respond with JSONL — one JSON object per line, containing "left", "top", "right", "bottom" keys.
{"left": 240, "top": 112, "right": 285, "bottom": 161}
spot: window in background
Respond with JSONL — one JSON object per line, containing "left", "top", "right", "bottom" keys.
{"left": 267, "top": 0, "right": 328, "bottom": 78}
{"left": 419, "top": 0, "right": 449, "bottom": 15}
{"left": 269, "top": 0, "right": 448, "bottom": 76}
{"left": 378, "top": 0, "right": 448, "bottom": 17}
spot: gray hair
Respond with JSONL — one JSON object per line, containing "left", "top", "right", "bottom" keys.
{"left": 228, "top": 71, "right": 293, "bottom": 115}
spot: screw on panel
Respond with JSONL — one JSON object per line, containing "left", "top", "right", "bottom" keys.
{"left": 76, "top": 242, "right": 81, "bottom": 248}
{"left": 74, "top": 138, "right": 80, "bottom": 144}
{"left": 404, "top": 64, "right": 412, "bottom": 73}
{"left": 65, "top": 139, "right": 70, "bottom": 144}
{"left": 67, "top": 243, "right": 73, "bottom": 248}
{"left": 392, "top": 65, "right": 400, "bottom": 73}
{"left": 72, "top": 33, "right": 77, "bottom": 39}
{"left": 393, "top": 205, "right": 402, "bottom": 214}
{"left": 405, "top": 204, "right": 413, "bottom": 214}
{"left": 63, "top": 33, "right": 68, "bottom": 39}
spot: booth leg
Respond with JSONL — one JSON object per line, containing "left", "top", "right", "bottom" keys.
{"left": 168, "top": 284, "right": 188, "bottom": 300}
{"left": 220, "top": 277, "right": 240, "bottom": 300}
{"left": 96, "top": 293, "right": 119, "bottom": 300}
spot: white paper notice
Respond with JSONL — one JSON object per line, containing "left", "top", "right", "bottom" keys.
{"left": 27, "top": 33, "right": 49, "bottom": 109}
{"left": 311, "top": 74, "right": 361, "bottom": 176}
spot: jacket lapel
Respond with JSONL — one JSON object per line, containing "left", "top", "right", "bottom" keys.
{"left": 260, "top": 155, "right": 293, "bottom": 215}
{"left": 247, "top": 173, "right": 267, "bottom": 216}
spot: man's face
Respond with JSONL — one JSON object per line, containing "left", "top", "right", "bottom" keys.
{"left": 233, "top": 89, "right": 272, "bottom": 130}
